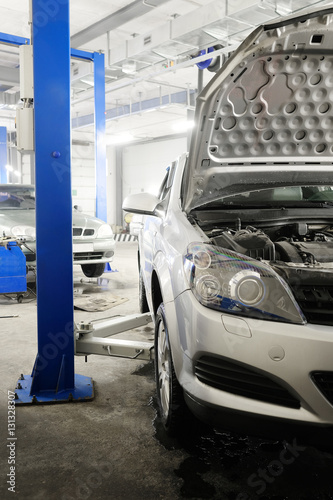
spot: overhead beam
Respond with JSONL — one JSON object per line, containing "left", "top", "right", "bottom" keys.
{"left": 0, "top": 50, "right": 95, "bottom": 102}
{"left": 70, "top": 0, "right": 170, "bottom": 48}
{"left": 72, "top": 89, "right": 196, "bottom": 130}
{"left": 71, "top": 48, "right": 94, "bottom": 61}
{"left": 0, "top": 32, "right": 29, "bottom": 46}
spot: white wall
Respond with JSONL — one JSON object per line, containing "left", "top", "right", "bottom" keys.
{"left": 71, "top": 143, "right": 95, "bottom": 216}
{"left": 122, "top": 137, "right": 187, "bottom": 198}
{"left": 106, "top": 146, "right": 117, "bottom": 228}
{"left": 21, "top": 152, "right": 32, "bottom": 185}
{"left": 106, "top": 136, "right": 187, "bottom": 229}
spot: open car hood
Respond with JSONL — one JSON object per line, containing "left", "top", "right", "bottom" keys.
{"left": 184, "top": 6, "right": 333, "bottom": 212}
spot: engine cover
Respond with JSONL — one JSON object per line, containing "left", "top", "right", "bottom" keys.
{"left": 276, "top": 240, "right": 333, "bottom": 264}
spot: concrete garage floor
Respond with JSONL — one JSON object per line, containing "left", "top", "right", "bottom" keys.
{"left": 1, "top": 242, "right": 333, "bottom": 500}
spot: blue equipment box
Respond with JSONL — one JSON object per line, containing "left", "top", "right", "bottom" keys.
{"left": 0, "top": 241, "right": 27, "bottom": 294}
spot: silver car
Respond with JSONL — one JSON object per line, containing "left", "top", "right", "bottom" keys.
{"left": 0, "top": 184, "right": 115, "bottom": 277}
{"left": 124, "top": 7, "right": 333, "bottom": 440}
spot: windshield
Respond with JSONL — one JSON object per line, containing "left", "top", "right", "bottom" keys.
{"left": 194, "top": 185, "right": 333, "bottom": 209}
{"left": 0, "top": 187, "right": 35, "bottom": 210}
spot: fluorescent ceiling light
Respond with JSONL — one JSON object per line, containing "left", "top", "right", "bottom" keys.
{"left": 122, "top": 61, "right": 137, "bottom": 75}
{"left": 107, "top": 132, "right": 135, "bottom": 145}
{"left": 13, "top": 170, "right": 21, "bottom": 177}
{"left": 172, "top": 120, "right": 195, "bottom": 132}
{"left": 5, "top": 164, "right": 13, "bottom": 171}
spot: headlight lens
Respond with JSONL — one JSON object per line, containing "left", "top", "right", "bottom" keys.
{"left": 97, "top": 224, "right": 113, "bottom": 238}
{"left": 184, "top": 243, "right": 306, "bottom": 324}
{"left": 11, "top": 225, "right": 36, "bottom": 241}
{"left": 229, "top": 270, "right": 266, "bottom": 307}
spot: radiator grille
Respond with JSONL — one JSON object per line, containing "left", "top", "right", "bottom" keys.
{"left": 73, "top": 252, "right": 103, "bottom": 261}
{"left": 291, "top": 285, "right": 333, "bottom": 326}
{"left": 73, "top": 228, "right": 95, "bottom": 237}
{"left": 195, "top": 356, "right": 300, "bottom": 409}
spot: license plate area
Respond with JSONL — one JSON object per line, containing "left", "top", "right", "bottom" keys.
{"left": 73, "top": 243, "right": 94, "bottom": 253}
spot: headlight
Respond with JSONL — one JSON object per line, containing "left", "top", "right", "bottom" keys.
{"left": 184, "top": 243, "right": 306, "bottom": 324}
{"left": 11, "top": 225, "right": 36, "bottom": 241}
{"left": 97, "top": 224, "right": 113, "bottom": 238}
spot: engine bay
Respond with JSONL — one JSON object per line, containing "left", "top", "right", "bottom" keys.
{"left": 210, "top": 222, "right": 333, "bottom": 267}
{"left": 203, "top": 220, "right": 333, "bottom": 325}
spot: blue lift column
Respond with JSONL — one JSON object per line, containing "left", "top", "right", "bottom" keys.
{"left": 94, "top": 52, "right": 107, "bottom": 222}
{"left": 15, "top": 0, "right": 93, "bottom": 404}
{"left": 94, "top": 52, "right": 111, "bottom": 272}
{"left": 0, "top": 126, "right": 7, "bottom": 183}
{"left": 70, "top": 50, "right": 110, "bottom": 270}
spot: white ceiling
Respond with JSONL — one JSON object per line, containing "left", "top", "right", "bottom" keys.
{"left": 0, "top": 0, "right": 332, "bottom": 145}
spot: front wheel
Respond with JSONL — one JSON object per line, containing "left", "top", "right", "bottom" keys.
{"left": 155, "top": 303, "right": 186, "bottom": 435}
{"left": 81, "top": 263, "right": 105, "bottom": 278}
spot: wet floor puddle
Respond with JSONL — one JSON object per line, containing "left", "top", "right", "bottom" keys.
{"left": 134, "top": 362, "right": 333, "bottom": 500}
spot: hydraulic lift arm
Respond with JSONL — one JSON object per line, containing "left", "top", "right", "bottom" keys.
{"left": 75, "top": 312, "right": 154, "bottom": 361}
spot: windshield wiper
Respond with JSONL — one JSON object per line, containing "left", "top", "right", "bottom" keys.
{"left": 194, "top": 202, "right": 264, "bottom": 210}
{"left": 195, "top": 200, "right": 333, "bottom": 210}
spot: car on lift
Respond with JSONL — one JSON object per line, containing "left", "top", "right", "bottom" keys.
{"left": 123, "top": 7, "right": 333, "bottom": 442}
{"left": 0, "top": 184, "right": 115, "bottom": 277}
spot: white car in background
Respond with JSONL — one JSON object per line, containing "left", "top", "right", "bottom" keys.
{"left": 0, "top": 184, "right": 115, "bottom": 277}
{"left": 124, "top": 7, "right": 333, "bottom": 443}
{"left": 129, "top": 213, "right": 144, "bottom": 237}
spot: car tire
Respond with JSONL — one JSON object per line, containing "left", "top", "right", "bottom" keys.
{"left": 81, "top": 263, "right": 105, "bottom": 278}
{"left": 155, "top": 303, "right": 186, "bottom": 435}
{"left": 139, "top": 269, "right": 149, "bottom": 313}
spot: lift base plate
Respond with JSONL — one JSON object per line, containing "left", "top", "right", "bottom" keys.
{"left": 14, "top": 373, "right": 94, "bottom": 405}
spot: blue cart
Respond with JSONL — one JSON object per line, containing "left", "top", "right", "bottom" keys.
{"left": 0, "top": 239, "right": 27, "bottom": 303}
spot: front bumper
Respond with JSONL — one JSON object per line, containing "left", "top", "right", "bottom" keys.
{"left": 22, "top": 238, "right": 115, "bottom": 267}
{"left": 73, "top": 238, "right": 115, "bottom": 265}
{"left": 184, "top": 392, "right": 333, "bottom": 447}
{"left": 174, "top": 290, "right": 333, "bottom": 429}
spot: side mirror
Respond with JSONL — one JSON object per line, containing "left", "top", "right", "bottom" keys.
{"left": 122, "top": 193, "right": 161, "bottom": 215}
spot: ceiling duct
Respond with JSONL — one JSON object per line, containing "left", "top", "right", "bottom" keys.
{"left": 70, "top": 0, "right": 171, "bottom": 48}
{"left": 108, "top": 0, "right": 280, "bottom": 70}
{"left": 270, "top": 0, "right": 326, "bottom": 16}
{"left": 0, "top": 91, "right": 21, "bottom": 108}
{"left": 71, "top": 62, "right": 94, "bottom": 82}
{"left": 108, "top": 0, "right": 329, "bottom": 74}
